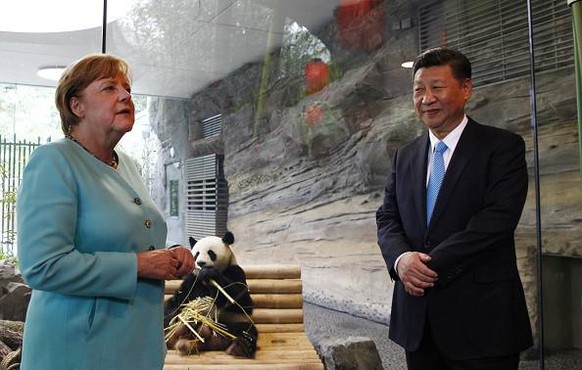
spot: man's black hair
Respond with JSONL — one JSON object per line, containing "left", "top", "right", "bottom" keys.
{"left": 412, "top": 47, "right": 472, "bottom": 81}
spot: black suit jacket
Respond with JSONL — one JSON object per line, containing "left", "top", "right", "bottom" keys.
{"left": 376, "top": 118, "right": 533, "bottom": 360}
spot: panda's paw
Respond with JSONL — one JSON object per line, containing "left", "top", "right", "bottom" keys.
{"left": 175, "top": 338, "right": 201, "bottom": 356}
{"left": 198, "top": 324, "right": 213, "bottom": 339}
{"left": 197, "top": 267, "right": 220, "bottom": 282}
{"left": 165, "top": 323, "right": 190, "bottom": 349}
{"left": 226, "top": 330, "right": 257, "bottom": 358}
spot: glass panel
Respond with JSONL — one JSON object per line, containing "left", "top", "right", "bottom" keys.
{"left": 534, "top": 0, "right": 582, "bottom": 367}
{"left": 122, "top": 1, "right": 539, "bottom": 368}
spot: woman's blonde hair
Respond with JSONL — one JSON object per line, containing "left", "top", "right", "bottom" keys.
{"left": 55, "top": 53, "right": 132, "bottom": 135}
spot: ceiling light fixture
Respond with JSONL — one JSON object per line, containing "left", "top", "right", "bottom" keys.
{"left": 0, "top": 0, "right": 135, "bottom": 33}
{"left": 37, "top": 66, "right": 67, "bottom": 81}
{"left": 401, "top": 61, "right": 414, "bottom": 69}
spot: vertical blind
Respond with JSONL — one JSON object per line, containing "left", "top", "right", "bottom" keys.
{"left": 184, "top": 153, "right": 228, "bottom": 240}
{"left": 419, "top": 0, "right": 573, "bottom": 86}
{"left": 201, "top": 114, "right": 222, "bottom": 138}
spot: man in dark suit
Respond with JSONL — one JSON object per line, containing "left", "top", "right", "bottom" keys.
{"left": 376, "top": 47, "right": 533, "bottom": 369}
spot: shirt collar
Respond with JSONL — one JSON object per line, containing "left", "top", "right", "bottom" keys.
{"left": 428, "top": 115, "right": 468, "bottom": 153}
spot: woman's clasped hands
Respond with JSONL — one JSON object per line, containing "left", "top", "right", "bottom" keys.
{"left": 137, "top": 247, "right": 194, "bottom": 280}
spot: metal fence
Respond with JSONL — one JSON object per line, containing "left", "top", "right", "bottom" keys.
{"left": 0, "top": 135, "right": 43, "bottom": 257}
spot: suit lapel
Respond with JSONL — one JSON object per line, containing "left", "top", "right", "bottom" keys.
{"left": 428, "top": 119, "right": 482, "bottom": 229}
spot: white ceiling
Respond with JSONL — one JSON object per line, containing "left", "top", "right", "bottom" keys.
{"left": 0, "top": 0, "right": 342, "bottom": 99}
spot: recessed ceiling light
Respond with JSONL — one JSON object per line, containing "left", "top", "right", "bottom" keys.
{"left": 37, "top": 66, "right": 67, "bottom": 81}
{"left": 401, "top": 61, "right": 414, "bottom": 69}
{"left": 0, "top": 0, "right": 135, "bottom": 33}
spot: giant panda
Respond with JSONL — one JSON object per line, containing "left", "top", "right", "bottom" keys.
{"left": 163, "top": 231, "right": 258, "bottom": 357}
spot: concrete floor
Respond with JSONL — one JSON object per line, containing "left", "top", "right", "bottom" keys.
{"left": 303, "top": 302, "right": 582, "bottom": 370}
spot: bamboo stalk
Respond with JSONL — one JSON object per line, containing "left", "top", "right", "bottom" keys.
{"left": 178, "top": 315, "right": 205, "bottom": 342}
{"left": 209, "top": 279, "right": 235, "bottom": 304}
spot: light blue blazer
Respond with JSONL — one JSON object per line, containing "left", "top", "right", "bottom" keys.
{"left": 17, "top": 138, "right": 168, "bottom": 369}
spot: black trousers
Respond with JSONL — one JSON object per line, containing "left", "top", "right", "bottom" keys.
{"left": 405, "top": 322, "right": 519, "bottom": 370}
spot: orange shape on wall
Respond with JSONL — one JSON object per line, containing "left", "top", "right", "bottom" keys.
{"left": 304, "top": 58, "right": 330, "bottom": 96}
{"left": 336, "top": 0, "right": 385, "bottom": 51}
{"left": 305, "top": 103, "right": 325, "bottom": 125}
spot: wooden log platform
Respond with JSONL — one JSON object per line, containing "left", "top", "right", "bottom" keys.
{"left": 163, "top": 264, "right": 324, "bottom": 370}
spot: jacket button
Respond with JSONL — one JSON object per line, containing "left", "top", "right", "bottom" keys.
{"left": 424, "top": 242, "right": 430, "bottom": 248}
{"left": 134, "top": 197, "right": 142, "bottom": 205}
{"left": 145, "top": 219, "right": 153, "bottom": 228}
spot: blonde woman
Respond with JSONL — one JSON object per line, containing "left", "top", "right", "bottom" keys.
{"left": 17, "top": 53, "right": 194, "bottom": 369}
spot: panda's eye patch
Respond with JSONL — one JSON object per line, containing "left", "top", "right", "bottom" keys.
{"left": 194, "top": 251, "right": 200, "bottom": 259}
{"left": 208, "top": 250, "right": 217, "bottom": 261}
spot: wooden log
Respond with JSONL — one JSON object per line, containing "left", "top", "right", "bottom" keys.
{"left": 0, "top": 321, "right": 23, "bottom": 351}
{"left": 164, "top": 280, "right": 185, "bottom": 294}
{"left": 164, "top": 363, "right": 324, "bottom": 370}
{"left": 248, "top": 279, "right": 302, "bottom": 294}
{"left": 0, "top": 347, "right": 21, "bottom": 370}
{"left": 251, "top": 308, "right": 304, "bottom": 324}
{"left": 165, "top": 349, "right": 321, "bottom": 362}
{"left": 255, "top": 342, "right": 319, "bottom": 351}
{"left": 164, "top": 279, "right": 303, "bottom": 299}
{"left": 254, "top": 323, "right": 305, "bottom": 333}
{"left": 164, "top": 264, "right": 301, "bottom": 294}
{"left": 164, "top": 358, "right": 324, "bottom": 367}
{"left": 257, "top": 332, "right": 317, "bottom": 347}
{"left": 251, "top": 294, "right": 303, "bottom": 309}
{"left": 165, "top": 279, "right": 302, "bottom": 295}
{"left": 243, "top": 265, "right": 301, "bottom": 279}
{"left": 164, "top": 352, "right": 322, "bottom": 366}
{"left": 0, "top": 340, "right": 11, "bottom": 360}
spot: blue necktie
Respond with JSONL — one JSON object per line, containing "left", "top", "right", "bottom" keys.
{"left": 427, "top": 141, "right": 448, "bottom": 223}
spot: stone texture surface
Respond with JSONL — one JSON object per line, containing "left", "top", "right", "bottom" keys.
{"left": 316, "top": 336, "right": 384, "bottom": 370}
{"left": 304, "top": 302, "right": 582, "bottom": 370}
{"left": 0, "top": 283, "right": 30, "bottom": 322}
{"left": 0, "top": 264, "right": 24, "bottom": 369}
{"left": 0, "top": 263, "right": 28, "bottom": 324}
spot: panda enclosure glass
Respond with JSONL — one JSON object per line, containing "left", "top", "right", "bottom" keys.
{"left": 0, "top": 0, "right": 580, "bottom": 365}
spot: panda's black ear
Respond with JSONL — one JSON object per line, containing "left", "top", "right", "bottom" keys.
{"left": 222, "top": 231, "right": 234, "bottom": 245}
{"left": 189, "top": 237, "right": 198, "bottom": 248}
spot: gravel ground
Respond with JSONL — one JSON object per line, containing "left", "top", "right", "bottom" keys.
{"left": 303, "top": 302, "right": 582, "bottom": 370}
